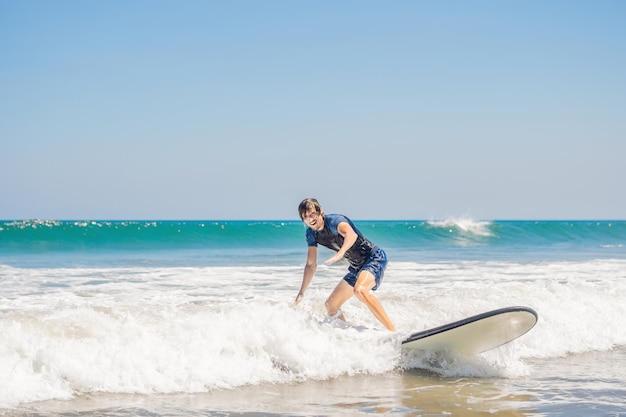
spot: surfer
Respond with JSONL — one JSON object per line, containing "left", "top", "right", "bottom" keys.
{"left": 292, "top": 198, "right": 396, "bottom": 331}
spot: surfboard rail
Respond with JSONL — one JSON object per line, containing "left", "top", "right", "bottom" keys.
{"left": 401, "top": 306, "right": 538, "bottom": 355}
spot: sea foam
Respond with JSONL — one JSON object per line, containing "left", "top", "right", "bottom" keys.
{"left": 1, "top": 258, "right": 625, "bottom": 408}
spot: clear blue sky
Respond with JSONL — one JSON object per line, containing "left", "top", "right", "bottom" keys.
{"left": 1, "top": 1, "right": 624, "bottom": 220}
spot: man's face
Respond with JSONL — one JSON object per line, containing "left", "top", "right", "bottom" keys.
{"left": 303, "top": 208, "right": 323, "bottom": 231}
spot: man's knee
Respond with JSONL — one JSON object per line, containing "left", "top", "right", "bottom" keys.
{"left": 325, "top": 299, "right": 344, "bottom": 320}
{"left": 353, "top": 284, "right": 368, "bottom": 301}
{"left": 354, "top": 273, "right": 374, "bottom": 300}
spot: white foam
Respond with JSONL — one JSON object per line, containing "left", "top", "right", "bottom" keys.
{"left": 426, "top": 217, "right": 494, "bottom": 242}
{"left": 1, "top": 259, "right": 625, "bottom": 408}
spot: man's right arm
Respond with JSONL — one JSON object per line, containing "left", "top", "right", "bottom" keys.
{"left": 293, "top": 246, "right": 317, "bottom": 307}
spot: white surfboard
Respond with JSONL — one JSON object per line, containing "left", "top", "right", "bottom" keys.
{"left": 401, "top": 306, "right": 538, "bottom": 355}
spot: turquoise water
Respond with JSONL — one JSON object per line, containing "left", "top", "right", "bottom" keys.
{"left": 1, "top": 219, "right": 624, "bottom": 267}
{"left": 1, "top": 218, "right": 625, "bottom": 415}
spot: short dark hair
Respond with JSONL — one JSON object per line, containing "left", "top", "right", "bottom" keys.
{"left": 298, "top": 198, "right": 322, "bottom": 220}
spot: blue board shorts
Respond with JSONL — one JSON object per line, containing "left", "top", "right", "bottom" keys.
{"left": 343, "top": 247, "right": 387, "bottom": 291}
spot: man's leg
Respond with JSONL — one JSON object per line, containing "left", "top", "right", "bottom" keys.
{"left": 325, "top": 279, "right": 354, "bottom": 321}
{"left": 354, "top": 271, "right": 396, "bottom": 331}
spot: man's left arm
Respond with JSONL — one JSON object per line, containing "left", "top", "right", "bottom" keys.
{"left": 324, "top": 221, "right": 357, "bottom": 265}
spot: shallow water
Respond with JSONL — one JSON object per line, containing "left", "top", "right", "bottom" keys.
{"left": 10, "top": 348, "right": 626, "bottom": 416}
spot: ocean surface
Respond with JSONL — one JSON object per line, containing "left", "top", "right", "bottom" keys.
{"left": 1, "top": 218, "right": 625, "bottom": 416}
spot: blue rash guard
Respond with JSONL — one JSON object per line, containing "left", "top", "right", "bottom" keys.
{"left": 305, "top": 214, "right": 387, "bottom": 290}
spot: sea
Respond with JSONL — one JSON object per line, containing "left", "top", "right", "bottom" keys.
{"left": 1, "top": 218, "right": 625, "bottom": 417}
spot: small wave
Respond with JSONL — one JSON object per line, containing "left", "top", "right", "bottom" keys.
{"left": 401, "top": 348, "right": 529, "bottom": 378}
{"left": 2, "top": 219, "right": 62, "bottom": 229}
{"left": 427, "top": 217, "right": 493, "bottom": 237}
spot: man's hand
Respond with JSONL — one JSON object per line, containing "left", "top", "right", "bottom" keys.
{"left": 324, "top": 252, "right": 344, "bottom": 265}
{"left": 292, "top": 292, "right": 303, "bottom": 307}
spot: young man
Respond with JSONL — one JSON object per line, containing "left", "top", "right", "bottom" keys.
{"left": 292, "top": 198, "right": 396, "bottom": 331}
